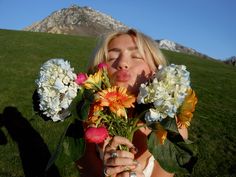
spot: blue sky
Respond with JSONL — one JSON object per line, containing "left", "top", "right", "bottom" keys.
{"left": 0, "top": 0, "right": 235, "bottom": 60}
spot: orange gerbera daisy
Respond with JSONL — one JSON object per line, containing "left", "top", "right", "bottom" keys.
{"left": 97, "top": 86, "right": 135, "bottom": 117}
{"left": 177, "top": 88, "right": 198, "bottom": 128}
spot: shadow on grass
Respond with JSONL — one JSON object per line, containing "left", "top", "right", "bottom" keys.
{"left": 0, "top": 106, "right": 61, "bottom": 177}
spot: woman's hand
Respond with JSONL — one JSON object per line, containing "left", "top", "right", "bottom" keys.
{"left": 103, "top": 136, "right": 144, "bottom": 177}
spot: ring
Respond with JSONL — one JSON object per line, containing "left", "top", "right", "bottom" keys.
{"left": 110, "top": 151, "right": 118, "bottom": 158}
{"left": 103, "top": 167, "right": 110, "bottom": 177}
{"left": 129, "top": 171, "right": 137, "bottom": 177}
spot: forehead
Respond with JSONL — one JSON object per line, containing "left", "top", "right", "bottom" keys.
{"left": 108, "top": 34, "right": 137, "bottom": 50}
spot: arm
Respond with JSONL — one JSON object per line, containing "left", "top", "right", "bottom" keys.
{"left": 178, "top": 126, "right": 188, "bottom": 139}
{"left": 152, "top": 161, "right": 174, "bottom": 177}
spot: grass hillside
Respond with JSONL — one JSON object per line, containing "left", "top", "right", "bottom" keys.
{"left": 0, "top": 29, "right": 235, "bottom": 177}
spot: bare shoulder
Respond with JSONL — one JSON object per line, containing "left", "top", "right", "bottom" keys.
{"left": 152, "top": 160, "right": 174, "bottom": 177}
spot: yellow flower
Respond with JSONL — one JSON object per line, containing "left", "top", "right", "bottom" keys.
{"left": 97, "top": 86, "right": 135, "bottom": 117}
{"left": 84, "top": 70, "right": 102, "bottom": 90}
{"left": 155, "top": 123, "right": 168, "bottom": 144}
{"left": 177, "top": 88, "right": 198, "bottom": 128}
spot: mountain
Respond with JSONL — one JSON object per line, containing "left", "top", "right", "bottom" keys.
{"left": 23, "top": 5, "right": 128, "bottom": 36}
{"left": 156, "top": 39, "right": 212, "bottom": 59}
{"left": 24, "top": 5, "right": 214, "bottom": 59}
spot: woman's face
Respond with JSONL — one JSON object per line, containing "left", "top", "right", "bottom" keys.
{"left": 107, "top": 34, "right": 154, "bottom": 95}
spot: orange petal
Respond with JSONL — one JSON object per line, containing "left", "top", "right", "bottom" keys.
{"left": 155, "top": 123, "right": 168, "bottom": 144}
{"left": 177, "top": 88, "right": 197, "bottom": 128}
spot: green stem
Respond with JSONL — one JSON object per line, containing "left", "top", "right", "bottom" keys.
{"left": 102, "top": 71, "right": 111, "bottom": 88}
{"left": 132, "top": 125, "right": 146, "bottom": 135}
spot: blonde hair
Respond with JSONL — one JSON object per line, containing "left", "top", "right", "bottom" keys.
{"left": 87, "top": 29, "right": 167, "bottom": 72}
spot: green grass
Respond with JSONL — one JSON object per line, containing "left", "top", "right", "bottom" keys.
{"left": 0, "top": 29, "right": 236, "bottom": 177}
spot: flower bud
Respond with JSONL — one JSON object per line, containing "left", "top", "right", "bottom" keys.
{"left": 85, "top": 127, "right": 108, "bottom": 143}
{"left": 98, "top": 63, "right": 108, "bottom": 70}
{"left": 75, "top": 73, "right": 87, "bottom": 85}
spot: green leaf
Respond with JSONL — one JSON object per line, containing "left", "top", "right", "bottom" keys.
{"left": 160, "top": 117, "right": 179, "bottom": 133}
{"left": 60, "top": 120, "right": 85, "bottom": 162}
{"left": 56, "top": 120, "right": 85, "bottom": 165}
{"left": 148, "top": 117, "right": 179, "bottom": 134}
{"left": 45, "top": 120, "right": 85, "bottom": 173}
{"left": 69, "top": 88, "right": 84, "bottom": 120}
{"left": 148, "top": 131, "right": 198, "bottom": 174}
{"left": 77, "top": 89, "right": 94, "bottom": 120}
{"left": 45, "top": 122, "right": 70, "bottom": 171}
{"left": 77, "top": 99, "right": 91, "bottom": 120}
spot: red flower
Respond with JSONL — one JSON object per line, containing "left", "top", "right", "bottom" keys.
{"left": 98, "top": 63, "right": 108, "bottom": 70}
{"left": 75, "top": 73, "right": 87, "bottom": 85}
{"left": 84, "top": 127, "right": 108, "bottom": 143}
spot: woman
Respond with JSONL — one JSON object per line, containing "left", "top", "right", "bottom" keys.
{"left": 77, "top": 29, "right": 188, "bottom": 177}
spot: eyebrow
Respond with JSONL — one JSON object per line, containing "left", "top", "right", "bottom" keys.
{"left": 108, "top": 46, "right": 138, "bottom": 52}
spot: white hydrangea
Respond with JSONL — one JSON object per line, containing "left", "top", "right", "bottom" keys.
{"left": 137, "top": 64, "right": 190, "bottom": 124}
{"left": 35, "top": 59, "right": 79, "bottom": 121}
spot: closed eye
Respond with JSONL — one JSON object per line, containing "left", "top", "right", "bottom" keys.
{"left": 131, "top": 51, "right": 143, "bottom": 59}
{"left": 108, "top": 50, "right": 119, "bottom": 61}
{"left": 108, "top": 57, "right": 117, "bottom": 62}
{"left": 132, "top": 55, "right": 143, "bottom": 59}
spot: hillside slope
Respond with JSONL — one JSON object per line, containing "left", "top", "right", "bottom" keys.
{"left": 0, "top": 29, "right": 235, "bottom": 177}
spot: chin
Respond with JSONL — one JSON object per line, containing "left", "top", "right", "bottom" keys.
{"left": 114, "top": 82, "right": 138, "bottom": 95}
{"left": 115, "top": 82, "right": 130, "bottom": 89}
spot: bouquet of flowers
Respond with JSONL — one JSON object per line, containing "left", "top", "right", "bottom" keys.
{"left": 34, "top": 59, "right": 198, "bottom": 175}
{"left": 137, "top": 64, "right": 198, "bottom": 173}
{"left": 75, "top": 63, "right": 142, "bottom": 149}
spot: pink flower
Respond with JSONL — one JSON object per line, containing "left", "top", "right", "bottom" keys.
{"left": 75, "top": 73, "right": 87, "bottom": 85}
{"left": 84, "top": 127, "right": 108, "bottom": 143}
{"left": 98, "top": 63, "right": 108, "bottom": 70}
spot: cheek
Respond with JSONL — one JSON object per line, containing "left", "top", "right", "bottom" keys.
{"left": 107, "top": 66, "right": 115, "bottom": 78}
{"left": 135, "top": 67, "right": 153, "bottom": 82}
{"left": 143, "top": 65, "right": 154, "bottom": 75}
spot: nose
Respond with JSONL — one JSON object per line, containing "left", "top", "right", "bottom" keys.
{"left": 117, "top": 54, "right": 129, "bottom": 70}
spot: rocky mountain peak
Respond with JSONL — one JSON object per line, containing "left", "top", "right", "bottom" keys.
{"left": 24, "top": 5, "right": 128, "bottom": 36}
{"left": 156, "top": 39, "right": 211, "bottom": 59}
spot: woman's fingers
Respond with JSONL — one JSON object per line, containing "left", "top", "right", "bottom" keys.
{"left": 103, "top": 136, "right": 140, "bottom": 176}
{"left": 116, "top": 170, "right": 145, "bottom": 177}
{"left": 116, "top": 159, "right": 145, "bottom": 177}
{"left": 104, "top": 149, "right": 135, "bottom": 162}
{"left": 107, "top": 156, "right": 138, "bottom": 166}
{"left": 104, "top": 165, "right": 137, "bottom": 176}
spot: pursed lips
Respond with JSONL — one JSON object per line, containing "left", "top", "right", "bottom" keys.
{"left": 114, "top": 70, "right": 131, "bottom": 82}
